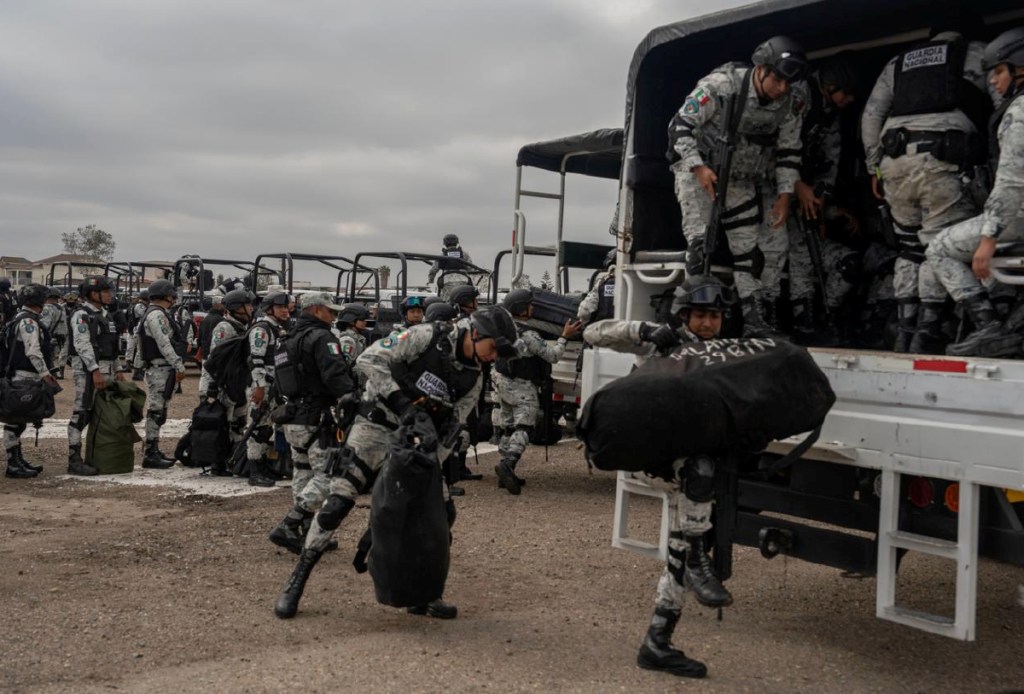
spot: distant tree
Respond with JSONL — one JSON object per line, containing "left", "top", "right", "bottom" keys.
{"left": 513, "top": 273, "right": 532, "bottom": 290}
{"left": 215, "top": 273, "right": 224, "bottom": 288}
{"left": 540, "top": 270, "right": 553, "bottom": 290}
{"left": 377, "top": 265, "right": 391, "bottom": 289}
{"left": 61, "top": 224, "right": 116, "bottom": 261}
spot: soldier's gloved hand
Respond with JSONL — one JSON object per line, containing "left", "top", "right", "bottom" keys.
{"left": 385, "top": 391, "right": 418, "bottom": 420}
{"left": 639, "top": 322, "right": 681, "bottom": 351}
{"left": 406, "top": 410, "right": 439, "bottom": 453}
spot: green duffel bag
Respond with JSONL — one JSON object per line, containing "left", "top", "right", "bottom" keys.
{"left": 85, "top": 380, "right": 146, "bottom": 474}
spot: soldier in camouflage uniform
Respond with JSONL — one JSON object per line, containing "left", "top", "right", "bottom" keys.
{"left": 925, "top": 28, "right": 1024, "bottom": 357}
{"left": 242, "top": 291, "right": 291, "bottom": 486}
{"left": 492, "top": 289, "right": 582, "bottom": 495}
{"left": 861, "top": 29, "right": 992, "bottom": 352}
{"left": 3, "top": 284, "right": 56, "bottom": 479}
{"left": 447, "top": 284, "right": 485, "bottom": 486}
{"left": 427, "top": 234, "right": 475, "bottom": 300}
{"left": 782, "top": 56, "right": 863, "bottom": 340}
{"left": 268, "top": 293, "right": 356, "bottom": 554}
{"left": 335, "top": 303, "right": 369, "bottom": 365}
{"left": 125, "top": 289, "right": 148, "bottom": 378}
{"left": 41, "top": 287, "right": 69, "bottom": 379}
{"left": 135, "top": 280, "right": 185, "bottom": 469}
{"left": 67, "top": 276, "right": 124, "bottom": 476}
{"left": 273, "top": 306, "right": 517, "bottom": 621}
{"left": 200, "top": 289, "right": 253, "bottom": 462}
{"left": 577, "top": 249, "right": 617, "bottom": 324}
{"left": 583, "top": 275, "right": 736, "bottom": 680}
{"left": 669, "top": 36, "right": 808, "bottom": 336}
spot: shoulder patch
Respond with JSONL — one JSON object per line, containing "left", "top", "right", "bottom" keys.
{"left": 340, "top": 342, "right": 354, "bottom": 356}
{"left": 23, "top": 321, "right": 35, "bottom": 334}
{"left": 379, "top": 336, "right": 397, "bottom": 349}
{"left": 792, "top": 95, "right": 805, "bottom": 115}
{"left": 693, "top": 88, "right": 711, "bottom": 106}
{"left": 682, "top": 97, "right": 700, "bottom": 116}
{"left": 327, "top": 342, "right": 340, "bottom": 356}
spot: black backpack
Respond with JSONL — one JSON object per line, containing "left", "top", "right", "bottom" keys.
{"left": 202, "top": 334, "right": 251, "bottom": 405}
{"left": 188, "top": 400, "right": 231, "bottom": 469}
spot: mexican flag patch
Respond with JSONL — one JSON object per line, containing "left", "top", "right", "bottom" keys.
{"left": 327, "top": 342, "right": 340, "bottom": 355}
{"left": 694, "top": 88, "right": 711, "bottom": 106}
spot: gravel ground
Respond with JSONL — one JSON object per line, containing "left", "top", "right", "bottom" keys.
{"left": 2, "top": 375, "right": 1023, "bottom": 693}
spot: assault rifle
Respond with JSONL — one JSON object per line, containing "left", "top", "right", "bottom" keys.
{"left": 796, "top": 183, "right": 830, "bottom": 316}
{"left": 229, "top": 401, "right": 268, "bottom": 475}
{"left": 702, "top": 93, "right": 739, "bottom": 275}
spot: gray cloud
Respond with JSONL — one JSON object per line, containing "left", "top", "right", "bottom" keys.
{"left": 0, "top": 0, "right": 748, "bottom": 287}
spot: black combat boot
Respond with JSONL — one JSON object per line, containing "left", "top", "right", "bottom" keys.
{"left": 741, "top": 298, "right": 784, "bottom": 339}
{"left": 66, "top": 444, "right": 97, "bottom": 476}
{"left": 208, "top": 459, "right": 232, "bottom": 477}
{"left": 142, "top": 441, "right": 174, "bottom": 469}
{"left": 459, "top": 452, "right": 483, "bottom": 481}
{"left": 636, "top": 607, "right": 707, "bottom": 678}
{"left": 790, "top": 298, "right": 815, "bottom": 345}
{"left": 274, "top": 548, "right": 323, "bottom": 619}
{"left": 683, "top": 536, "right": 733, "bottom": 608}
{"left": 13, "top": 444, "right": 42, "bottom": 473}
{"left": 269, "top": 507, "right": 313, "bottom": 554}
{"left": 407, "top": 598, "right": 458, "bottom": 619}
{"left": 893, "top": 299, "right": 919, "bottom": 352}
{"left": 5, "top": 446, "right": 39, "bottom": 479}
{"left": 946, "top": 295, "right": 1020, "bottom": 357}
{"left": 908, "top": 301, "right": 947, "bottom": 355}
{"left": 248, "top": 458, "right": 276, "bottom": 487}
{"left": 494, "top": 458, "right": 521, "bottom": 496}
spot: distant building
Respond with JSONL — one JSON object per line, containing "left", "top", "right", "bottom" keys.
{"left": 0, "top": 254, "right": 173, "bottom": 291}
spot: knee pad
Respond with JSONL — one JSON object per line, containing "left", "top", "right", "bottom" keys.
{"left": 732, "top": 249, "right": 765, "bottom": 279}
{"left": 318, "top": 494, "right": 355, "bottom": 531}
{"left": 683, "top": 455, "right": 716, "bottom": 503}
{"left": 69, "top": 410, "right": 90, "bottom": 431}
{"left": 514, "top": 424, "right": 534, "bottom": 439}
{"left": 837, "top": 253, "right": 862, "bottom": 283}
{"left": 148, "top": 408, "right": 167, "bottom": 427}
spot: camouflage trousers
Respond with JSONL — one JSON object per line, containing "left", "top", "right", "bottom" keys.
{"left": 492, "top": 373, "right": 539, "bottom": 468}
{"left": 68, "top": 357, "right": 117, "bottom": 447}
{"left": 880, "top": 152, "right": 975, "bottom": 301}
{"left": 3, "top": 374, "right": 40, "bottom": 450}
{"left": 285, "top": 420, "right": 332, "bottom": 514}
{"left": 675, "top": 168, "right": 768, "bottom": 300}
{"left": 244, "top": 386, "right": 276, "bottom": 461}
{"left": 924, "top": 213, "right": 1024, "bottom": 303}
{"left": 144, "top": 364, "right": 176, "bottom": 444}
{"left": 220, "top": 393, "right": 246, "bottom": 449}
{"left": 630, "top": 472, "right": 712, "bottom": 611}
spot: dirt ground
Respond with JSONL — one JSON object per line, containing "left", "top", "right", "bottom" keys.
{"left": 2, "top": 374, "right": 1023, "bottom": 693}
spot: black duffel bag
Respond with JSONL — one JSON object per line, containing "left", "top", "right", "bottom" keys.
{"left": 368, "top": 414, "right": 450, "bottom": 608}
{"left": 577, "top": 339, "right": 835, "bottom": 472}
{"left": 188, "top": 399, "right": 230, "bottom": 468}
{"left": 0, "top": 377, "right": 58, "bottom": 425}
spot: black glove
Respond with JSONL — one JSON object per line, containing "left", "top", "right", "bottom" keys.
{"left": 384, "top": 390, "right": 417, "bottom": 419}
{"left": 639, "top": 322, "right": 681, "bottom": 351}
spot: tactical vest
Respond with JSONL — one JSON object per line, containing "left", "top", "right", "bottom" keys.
{"left": 7, "top": 310, "right": 52, "bottom": 374}
{"left": 595, "top": 276, "right": 616, "bottom": 322}
{"left": 274, "top": 321, "right": 330, "bottom": 399}
{"left": 890, "top": 40, "right": 967, "bottom": 117}
{"left": 437, "top": 246, "right": 465, "bottom": 271}
{"left": 989, "top": 90, "right": 1024, "bottom": 168}
{"left": 198, "top": 311, "right": 225, "bottom": 357}
{"left": 138, "top": 305, "right": 186, "bottom": 364}
{"left": 68, "top": 305, "right": 120, "bottom": 361}
{"left": 495, "top": 324, "right": 552, "bottom": 385}
{"left": 391, "top": 323, "right": 480, "bottom": 407}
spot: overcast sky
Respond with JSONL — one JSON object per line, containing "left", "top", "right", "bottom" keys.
{"left": 0, "top": 0, "right": 747, "bottom": 288}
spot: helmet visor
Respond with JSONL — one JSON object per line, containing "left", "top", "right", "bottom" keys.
{"left": 773, "top": 53, "right": 809, "bottom": 82}
{"left": 688, "top": 283, "right": 735, "bottom": 308}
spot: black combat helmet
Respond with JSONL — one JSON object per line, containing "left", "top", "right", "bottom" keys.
{"left": 260, "top": 291, "right": 290, "bottom": 313}
{"left": 425, "top": 302, "right": 458, "bottom": 322}
{"left": 671, "top": 275, "right": 735, "bottom": 315}
{"left": 223, "top": 288, "right": 253, "bottom": 311}
{"left": 443, "top": 234, "right": 459, "bottom": 247}
{"left": 752, "top": 36, "right": 809, "bottom": 82}
{"left": 448, "top": 284, "right": 479, "bottom": 307}
{"left": 147, "top": 279, "right": 177, "bottom": 301}
{"left": 818, "top": 54, "right": 860, "bottom": 96}
{"left": 603, "top": 248, "right": 617, "bottom": 270}
{"left": 470, "top": 306, "right": 518, "bottom": 358}
{"left": 138, "top": 289, "right": 150, "bottom": 301}
{"left": 80, "top": 275, "right": 114, "bottom": 299}
{"left": 19, "top": 284, "right": 49, "bottom": 308}
{"left": 337, "top": 303, "right": 370, "bottom": 324}
{"left": 46, "top": 286, "right": 62, "bottom": 300}
{"left": 400, "top": 296, "right": 425, "bottom": 314}
{"left": 983, "top": 27, "right": 1024, "bottom": 71}
{"left": 502, "top": 288, "right": 533, "bottom": 315}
